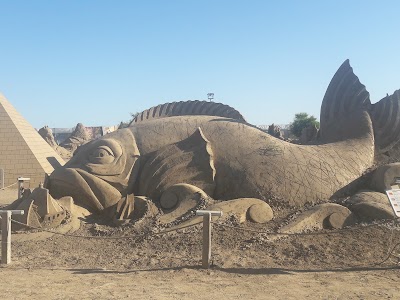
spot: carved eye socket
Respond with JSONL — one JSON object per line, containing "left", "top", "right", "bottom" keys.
{"left": 89, "top": 146, "right": 115, "bottom": 164}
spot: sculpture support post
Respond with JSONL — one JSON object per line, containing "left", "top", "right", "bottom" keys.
{"left": 0, "top": 210, "right": 24, "bottom": 264}
{"left": 17, "top": 177, "right": 30, "bottom": 199}
{"left": 196, "top": 210, "right": 223, "bottom": 269}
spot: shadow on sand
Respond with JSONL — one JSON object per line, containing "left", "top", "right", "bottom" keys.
{"left": 67, "top": 264, "right": 399, "bottom": 275}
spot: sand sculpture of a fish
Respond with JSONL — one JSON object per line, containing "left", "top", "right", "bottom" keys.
{"left": 48, "top": 60, "right": 400, "bottom": 222}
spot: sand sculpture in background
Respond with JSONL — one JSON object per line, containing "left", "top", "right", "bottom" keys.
{"left": 38, "top": 126, "right": 72, "bottom": 160}
{"left": 299, "top": 124, "right": 318, "bottom": 144}
{"left": 39, "top": 123, "right": 100, "bottom": 161}
{"left": 267, "top": 123, "right": 282, "bottom": 139}
{"left": 38, "top": 126, "right": 58, "bottom": 148}
{"left": 59, "top": 123, "right": 91, "bottom": 153}
{"left": 42, "top": 60, "right": 399, "bottom": 231}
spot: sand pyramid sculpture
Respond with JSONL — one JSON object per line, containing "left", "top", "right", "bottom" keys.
{"left": 0, "top": 93, "right": 65, "bottom": 187}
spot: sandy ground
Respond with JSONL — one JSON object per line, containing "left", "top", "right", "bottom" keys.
{"left": 1, "top": 189, "right": 400, "bottom": 299}
{"left": 0, "top": 267, "right": 399, "bottom": 299}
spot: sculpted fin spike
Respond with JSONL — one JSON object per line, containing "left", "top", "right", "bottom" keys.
{"left": 129, "top": 100, "right": 246, "bottom": 125}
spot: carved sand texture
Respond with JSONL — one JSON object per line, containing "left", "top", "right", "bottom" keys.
{"left": 131, "top": 115, "right": 373, "bottom": 206}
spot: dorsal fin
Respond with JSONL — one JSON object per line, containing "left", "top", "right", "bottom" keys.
{"left": 129, "top": 100, "right": 246, "bottom": 125}
{"left": 319, "top": 60, "right": 372, "bottom": 142}
{"left": 370, "top": 90, "right": 400, "bottom": 153}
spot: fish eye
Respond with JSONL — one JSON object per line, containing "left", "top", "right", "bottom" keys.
{"left": 89, "top": 146, "right": 115, "bottom": 164}
{"left": 93, "top": 148, "right": 112, "bottom": 158}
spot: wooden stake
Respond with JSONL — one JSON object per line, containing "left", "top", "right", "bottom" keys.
{"left": 1, "top": 211, "right": 11, "bottom": 264}
{"left": 202, "top": 212, "right": 211, "bottom": 268}
{"left": 0, "top": 210, "right": 24, "bottom": 265}
{"left": 196, "top": 210, "right": 223, "bottom": 269}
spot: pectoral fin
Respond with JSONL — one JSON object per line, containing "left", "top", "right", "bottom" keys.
{"left": 137, "top": 128, "right": 216, "bottom": 200}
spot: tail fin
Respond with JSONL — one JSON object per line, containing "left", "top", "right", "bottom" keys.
{"left": 319, "top": 60, "right": 373, "bottom": 143}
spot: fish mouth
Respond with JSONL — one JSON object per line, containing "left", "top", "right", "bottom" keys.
{"left": 49, "top": 168, "right": 122, "bottom": 212}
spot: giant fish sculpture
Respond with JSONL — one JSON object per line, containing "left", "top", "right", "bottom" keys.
{"left": 48, "top": 60, "right": 400, "bottom": 223}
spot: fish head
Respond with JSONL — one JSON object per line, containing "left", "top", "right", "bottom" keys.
{"left": 49, "top": 128, "right": 140, "bottom": 212}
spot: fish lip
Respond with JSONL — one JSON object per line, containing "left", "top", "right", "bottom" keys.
{"left": 49, "top": 168, "right": 121, "bottom": 212}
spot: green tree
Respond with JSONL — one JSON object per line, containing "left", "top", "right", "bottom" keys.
{"left": 289, "top": 113, "right": 320, "bottom": 138}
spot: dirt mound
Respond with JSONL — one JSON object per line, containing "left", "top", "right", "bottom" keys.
{"left": 7, "top": 209, "right": 399, "bottom": 272}
{"left": 2, "top": 200, "right": 399, "bottom": 299}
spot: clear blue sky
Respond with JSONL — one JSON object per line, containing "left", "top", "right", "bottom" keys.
{"left": 0, "top": 0, "right": 399, "bottom": 128}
